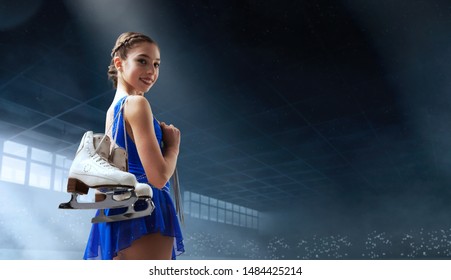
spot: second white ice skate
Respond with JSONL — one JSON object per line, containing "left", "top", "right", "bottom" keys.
{"left": 92, "top": 183, "right": 155, "bottom": 223}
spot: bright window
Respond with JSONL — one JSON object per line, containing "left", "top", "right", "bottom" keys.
{"left": 1, "top": 156, "right": 26, "bottom": 184}
{"left": 29, "top": 163, "right": 52, "bottom": 189}
{"left": 31, "top": 147, "right": 53, "bottom": 164}
{"left": 182, "top": 191, "right": 259, "bottom": 229}
{"left": 3, "top": 141, "right": 27, "bottom": 157}
{"left": 0, "top": 140, "right": 72, "bottom": 191}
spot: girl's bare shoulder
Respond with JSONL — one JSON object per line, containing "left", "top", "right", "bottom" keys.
{"left": 124, "top": 95, "right": 153, "bottom": 120}
{"left": 126, "top": 95, "right": 151, "bottom": 108}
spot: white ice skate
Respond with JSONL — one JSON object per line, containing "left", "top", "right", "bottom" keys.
{"left": 59, "top": 131, "right": 154, "bottom": 223}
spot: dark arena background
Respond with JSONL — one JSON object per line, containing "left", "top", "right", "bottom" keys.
{"left": 1, "top": 0, "right": 451, "bottom": 260}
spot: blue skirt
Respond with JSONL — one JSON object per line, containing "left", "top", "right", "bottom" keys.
{"left": 83, "top": 186, "right": 184, "bottom": 260}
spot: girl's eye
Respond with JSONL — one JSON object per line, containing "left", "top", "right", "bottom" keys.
{"left": 138, "top": 59, "right": 147, "bottom": 65}
{"left": 154, "top": 63, "right": 160, "bottom": 68}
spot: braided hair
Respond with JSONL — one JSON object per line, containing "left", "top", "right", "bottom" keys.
{"left": 108, "top": 32, "right": 158, "bottom": 88}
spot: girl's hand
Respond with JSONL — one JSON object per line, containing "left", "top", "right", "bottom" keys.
{"left": 160, "top": 122, "right": 181, "bottom": 153}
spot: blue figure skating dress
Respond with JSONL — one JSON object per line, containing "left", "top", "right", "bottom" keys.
{"left": 83, "top": 96, "right": 184, "bottom": 260}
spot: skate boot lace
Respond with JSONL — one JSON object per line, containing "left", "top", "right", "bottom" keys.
{"left": 92, "top": 153, "right": 116, "bottom": 170}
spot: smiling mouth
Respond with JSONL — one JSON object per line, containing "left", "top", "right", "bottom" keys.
{"left": 140, "top": 78, "right": 153, "bottom": 86}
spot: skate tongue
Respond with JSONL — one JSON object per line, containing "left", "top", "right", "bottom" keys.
{"left": 93, "top": 133, "right": 111, "bottom": 160}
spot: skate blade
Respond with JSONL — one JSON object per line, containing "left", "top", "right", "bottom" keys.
{"left": 58, "top": 192, "right": 138, "bottom": 210}
{"left": 91, "top": 199, "right": 155, "bottom": 223}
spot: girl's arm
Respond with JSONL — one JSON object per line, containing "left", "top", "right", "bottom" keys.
{"left": 124, "top": 95, "right": 180, "bottom": 189}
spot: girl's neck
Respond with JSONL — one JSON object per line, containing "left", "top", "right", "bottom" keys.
{"left": 114, "top": 86, "right": 128, "bottom": 99}
{"left": 112, "top": 83, "right": 145, "bottom": 107}
{"left": 116, "top": 81, "right": 144, "bottom": 97}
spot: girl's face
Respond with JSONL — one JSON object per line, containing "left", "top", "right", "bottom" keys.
{"left": 117, "top": 42, "right": 160, "bottom": 95}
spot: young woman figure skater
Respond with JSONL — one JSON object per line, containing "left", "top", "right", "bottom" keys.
{"left": 83, "top": 32, "right": 184, "bottom": 260}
